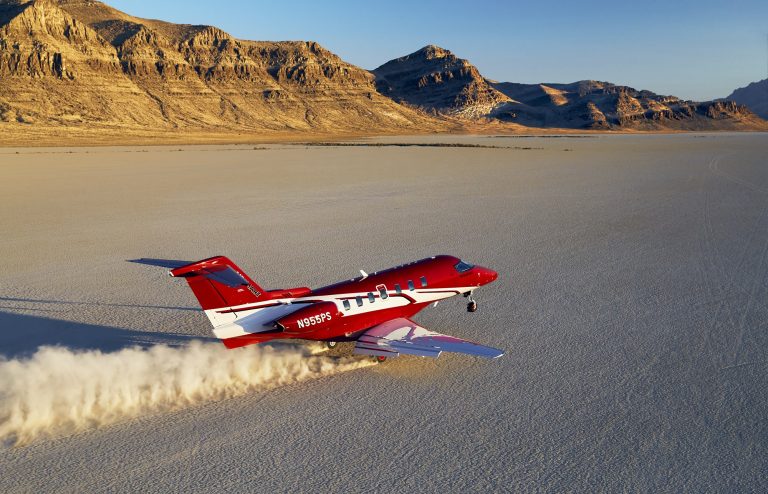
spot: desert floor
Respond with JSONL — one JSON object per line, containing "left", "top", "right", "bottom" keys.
{"left": 0, "top": 134, "right": 766, "bottom": 492}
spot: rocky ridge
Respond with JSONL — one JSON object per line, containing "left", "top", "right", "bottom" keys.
{"left": 0, "top": 0, "right": 765, "bottom": 138}
{"left": 0, "top": 0, "right": 437, "bottom": 132}
{"left": 491, "top": 80, "right": 761, "bottom": 130}
{"left": 375, "top": 47, "right": 765, "bottom": 131}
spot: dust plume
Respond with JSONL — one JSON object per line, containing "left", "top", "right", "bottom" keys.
{"left": 0, "top": 342, "right": 373, "bottom": 445}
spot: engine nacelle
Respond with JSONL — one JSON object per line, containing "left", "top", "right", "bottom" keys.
{"left": 276, "top": 301, "right": 341, "bottom": 334}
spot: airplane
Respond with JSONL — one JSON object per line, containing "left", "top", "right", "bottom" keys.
{"left": 132, "top": 255, "right": 503, "bottom": 361}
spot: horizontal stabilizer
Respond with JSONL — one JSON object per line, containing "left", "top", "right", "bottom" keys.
{"left": 354, "top": 318, "right": 504, "bottom": 359}
{"left": 128, "top": 258, "right": 192, "bottom": 269}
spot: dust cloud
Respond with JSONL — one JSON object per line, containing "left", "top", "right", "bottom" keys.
{"left": 0, "top": 342, "right": 372, "bottom": 445}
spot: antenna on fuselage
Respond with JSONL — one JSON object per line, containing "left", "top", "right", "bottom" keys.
{"left": 359, "top": 270, "right": 368, "bottom": 281}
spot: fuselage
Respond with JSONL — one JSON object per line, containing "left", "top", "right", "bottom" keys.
{"left": 212, "top": 255, "right": 498, "bottom": 348}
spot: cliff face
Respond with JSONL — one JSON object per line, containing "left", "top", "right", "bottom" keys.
{"left": 0, "top": 0, "right": 116, "bottom": 79}
{"left": 726, "top": 79, "right": 768, "bottom": 119}
{"left": 373, "top": 45, "right": 510, "bottom": 118}
{"left": 0, "top": 0, "right": 145, "bottom": 125}
{"left": 0, "top": 0, "right": 437, "bottom": 131}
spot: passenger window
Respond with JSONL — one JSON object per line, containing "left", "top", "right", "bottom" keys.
{"left": 378, "top": 285, "right": 388, "bottom": 299}
{"left": 420, "top": 276, "right": 427, "bottom": 287}
{"left": 343, "top": 299, "right": 351, "bottom": 311}
{"left": 368, "top": 292, "right": 375, "bottom": 303}
{"left": 408, "top": 280, "right": 415, "bottom": 291}
{"left": 395, "top": 283, "right": 402, "bottom": 294}
{"left": 356, "top": 296, "right": 363, "bottom": 307}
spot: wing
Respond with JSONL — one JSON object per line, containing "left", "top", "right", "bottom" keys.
{"left": 353, "top": 318, "right": 504, "bottom": 359}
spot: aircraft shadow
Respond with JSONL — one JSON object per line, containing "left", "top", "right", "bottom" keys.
{"left": 0, "top": 310, "right": 216, "bottom": 359}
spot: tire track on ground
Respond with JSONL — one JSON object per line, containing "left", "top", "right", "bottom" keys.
{"left": 733, "top": 234, "right": 768, "bottom": 365}
{"left": 698, "top": 155, "right": 753, "bottom": 361}
{"left": 704, "top": 153, "right": 768, "bottom": 366}
{"left": 701, "top": 159, "right": 768, "bottom": 337}
{"left": 709, "top": 157, "right": 768, "bottom": 195}
{"left": 699, "top": 166, "right": 738, "bottom": 335}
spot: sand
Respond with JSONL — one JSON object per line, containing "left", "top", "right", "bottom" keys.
{"left": 0, "top": 134, "right": 766, "bottom": 491}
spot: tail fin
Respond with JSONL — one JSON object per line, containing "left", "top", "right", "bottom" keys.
{"left": 169, "top": 256, "right": 266, "bottom": 327}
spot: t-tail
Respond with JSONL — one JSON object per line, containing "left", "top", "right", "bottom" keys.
{"left": 169, "top": 256, "right": 267, "bottom": 327}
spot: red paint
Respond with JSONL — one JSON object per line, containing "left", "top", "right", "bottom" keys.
{"left": 276, "top": 301, "right": 342, "bottom": 334}
{"left": 170, "top": 256, "right": 314, "bottom": 310}
{"left": 222, "top": 332, "right": 284, "bottom": 349}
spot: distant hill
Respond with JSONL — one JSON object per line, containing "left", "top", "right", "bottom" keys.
{"left": 726, "top": 79, "right": 768, "bottom": 119}
{"left": 492, "top": 80, "right": 762, "bottom": 130}
{"left": 375, "top": 46, "right": 766, "bottom": 131}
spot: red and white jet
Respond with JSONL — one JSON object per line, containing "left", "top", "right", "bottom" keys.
{"left": 134, "top": 255, "right": 503, "bottom": 361}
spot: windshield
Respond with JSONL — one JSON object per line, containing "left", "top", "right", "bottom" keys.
{"left": 454, "top": 260, "right": 474, "bottom": 273}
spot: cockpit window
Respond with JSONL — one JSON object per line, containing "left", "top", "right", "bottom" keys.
{"left": 454, "top": 261, "right": 474, "bottom": 273}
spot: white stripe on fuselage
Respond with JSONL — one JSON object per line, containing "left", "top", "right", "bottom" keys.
{"left": 208, "top": 286, "right": 477, "bottom": 340}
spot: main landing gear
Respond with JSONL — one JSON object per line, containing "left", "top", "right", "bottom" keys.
{"left": 326, "top": 341, "right": 338, "bottom": 349}
{"left": 465, "top": 292, "right": 478, "bottom": 313}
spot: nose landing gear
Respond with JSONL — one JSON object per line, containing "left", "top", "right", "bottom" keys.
{"left": 465, "top": 292, "right": 478, "bottom": 312}
{"left": 326, "top": 341, "right": 338, "bottom": 349}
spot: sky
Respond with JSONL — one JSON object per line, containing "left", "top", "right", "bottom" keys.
{"left": 107, "top": 0, "right": 768, "bottom": 101}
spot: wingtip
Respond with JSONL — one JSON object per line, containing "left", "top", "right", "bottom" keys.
{"left": 481, "top": 347, "right": 505, "bottom": 359}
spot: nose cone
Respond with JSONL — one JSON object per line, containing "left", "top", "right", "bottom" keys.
{"left": 476, "top": 266, "right": 498, "bottom": 286}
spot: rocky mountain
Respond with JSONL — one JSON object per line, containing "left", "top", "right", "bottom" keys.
{"left": 0, "top": 0, "right": 438, "bottom": 133}
{"left": 375, "top": 46, "right": 765, "bottom": 131}
{"left": 0, "top": 0, "right": 764, "bottom": 139}
{"left": 373, "top": 45, "right": 510, "bottom": 118}
{"left": 726, "top": 79, "right": 768, "bottom": 119}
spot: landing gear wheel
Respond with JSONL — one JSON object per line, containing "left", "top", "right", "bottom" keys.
{"left": 466, "top": 291, "right": 478, "bottom": 312}
{"left": 376, "top": 356, "right": 387, "bottom": 363}
{"left": 326, "top": 341, "right": 338, "bottom": 349}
